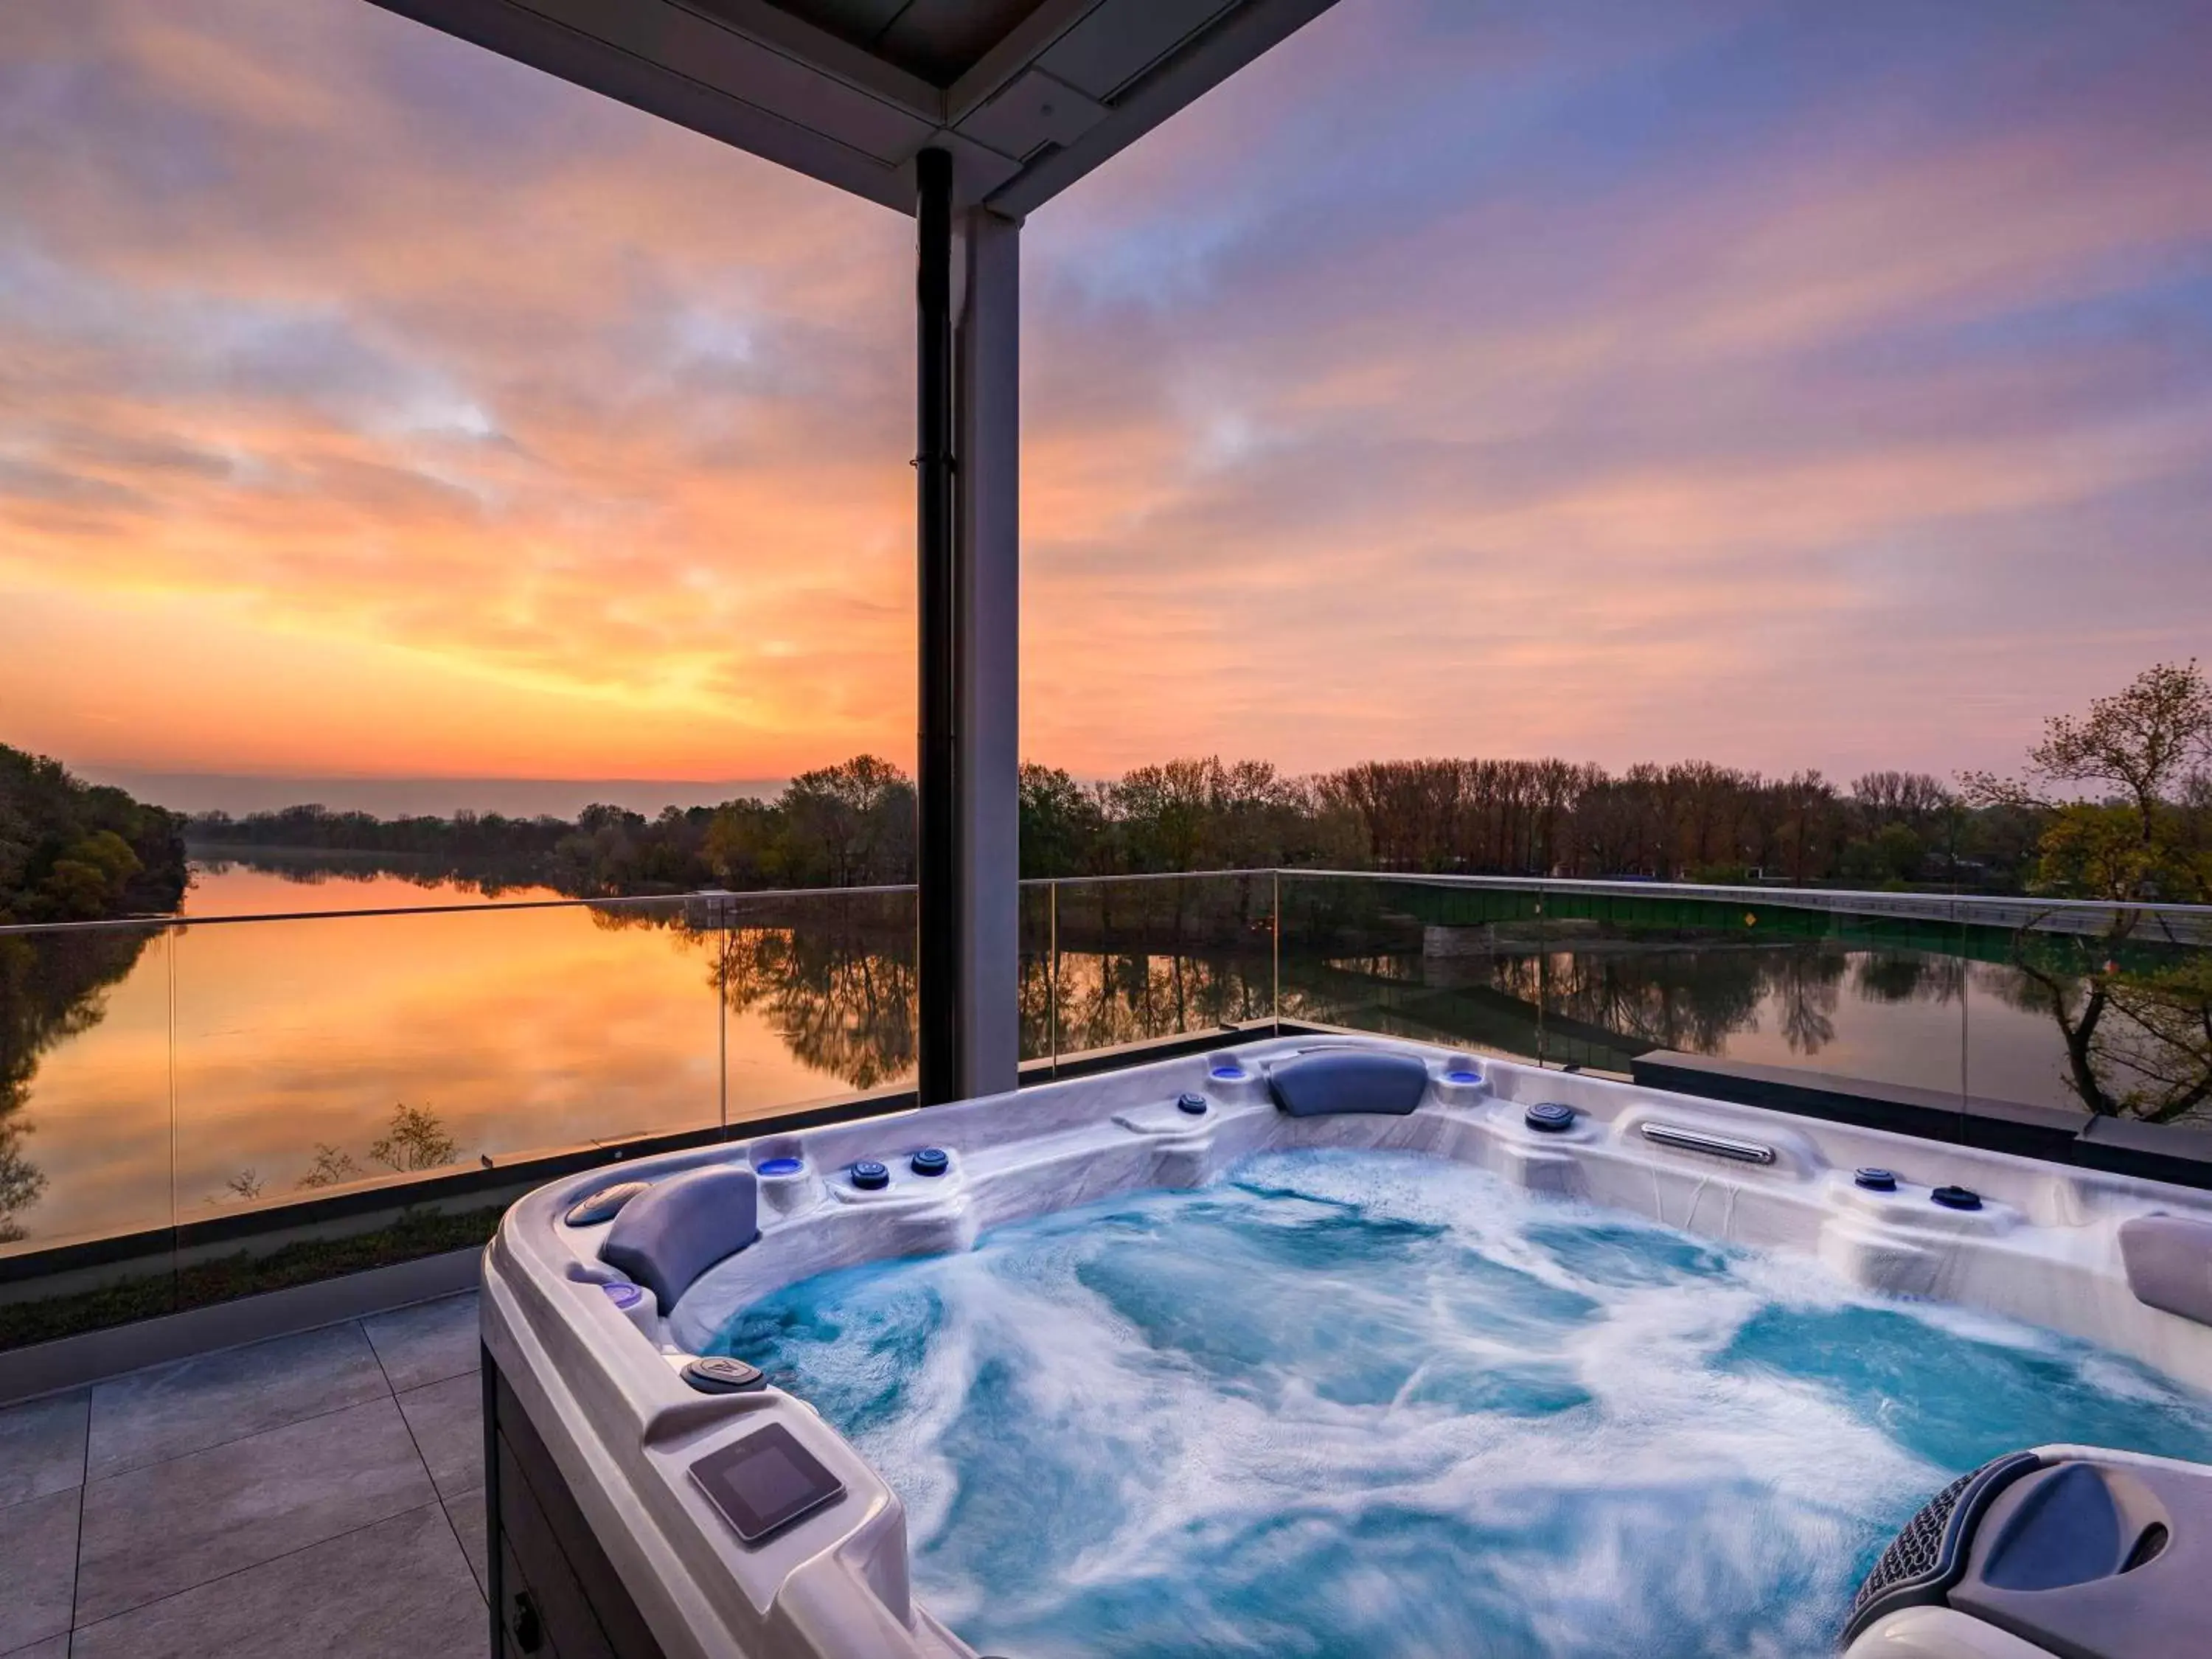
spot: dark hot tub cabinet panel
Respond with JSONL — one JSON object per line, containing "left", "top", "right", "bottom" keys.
{"left": 486, "top": 1357, "right": 669, "bottom": 1659}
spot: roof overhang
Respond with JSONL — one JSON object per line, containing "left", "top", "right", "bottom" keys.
{"left": 364, "top": 0, "right": 1341, "bottom": 216}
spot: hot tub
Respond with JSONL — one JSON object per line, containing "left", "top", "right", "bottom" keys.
{"left": 478, "top": 1035, "right": 2212, "bottom": 1659}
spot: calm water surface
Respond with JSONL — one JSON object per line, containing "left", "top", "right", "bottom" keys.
{"left": 0, "top": 865, "right": 2138, "bottom": 1252}
{"left": 2, "top": 865, "right": 909, "bottom": 1249}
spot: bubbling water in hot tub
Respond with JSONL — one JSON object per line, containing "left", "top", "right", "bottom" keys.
{"left": 708, "top": 1150, "right": 2212, "bottom": 1659}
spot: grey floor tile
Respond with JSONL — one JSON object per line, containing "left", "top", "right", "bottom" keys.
{"left": 1, "top": 1637, "right": 70, "bottom": 1659}
{"left": 442, "top": 1484, "right": 489, "bottom": 1601}
{"left": 362, "top": 1293, "right": 479, "bottom": 1394}
{"left": 72, "top": 1502, "right": 482, "bottom": 1659}
{"left": 75, "top": 1395, "right": 434, "bottom": 1625}
{"left": 394, "top": 1373, "right": 481, "bottom": 1501}
{"left": 87, "top": 1323, "right": 389, "bottom": 1480}
{"left": 0, "top": 1486, "right": 79, "bottom": 1653}
{"left": 0, "top": 1389, "right": 88, "bottom": 1506}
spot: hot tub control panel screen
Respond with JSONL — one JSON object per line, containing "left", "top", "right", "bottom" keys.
{"left": 689, "top": 1422, "right": 845, "bottom": 1545}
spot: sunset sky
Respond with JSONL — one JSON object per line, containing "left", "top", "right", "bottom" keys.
{"left": 3, "top": 0, "right": 2209, "bottom": 800}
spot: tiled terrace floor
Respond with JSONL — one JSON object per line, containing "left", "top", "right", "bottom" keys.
{"left": 0, "top": 1294, "right": 486, "bottom": 1659}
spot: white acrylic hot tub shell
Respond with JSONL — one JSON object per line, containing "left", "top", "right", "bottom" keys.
{"left": 480, "top": 1034, "right": 2212, "bottom": 1659}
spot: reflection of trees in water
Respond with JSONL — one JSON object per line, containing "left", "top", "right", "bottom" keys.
{"left": 1458, "top": 947, "right": 1768, "bottom": 1057}
{"left": 1980, "top": 942, "right": 2212, "bottom": 1123}
{"left": 675, "top": 891, "right": 1274, "bottom": 1080}
{"left": 1023, "top": 881, "right": 1279, "bottom": 1058}
{"left": 1027, "top": 951, "right": 1271, "bottom": 1057}
{"left": 1769, "top": 950, "right": 1846, "bottom": 1054}
{"left": 1547, "top": 950, "right": 1761, "bottom": 1056}
{"left": 532, "top": 897, "right": 923, "bottom": 1093}
{"left": 1853, "top": 952, "right": 1964, "bottom": 1006}
{"left": 671, "top": 898, "right": 917, "bottom": 1091}
{"left": 740, "top": 935, "right": 915, "bottom": 1089}
{"left": 0, "top": 929, "right": 159, "bottom": 1242}
{"left": 1402, "top": 943, "right": 1944, "bottom": 1060}
{"left": 190, "top": 852, "right": 549, "bottom": 898}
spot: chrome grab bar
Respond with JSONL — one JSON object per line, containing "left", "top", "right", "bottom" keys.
{"left": 1638, "top": 1121, "right": 1776, "bottom": 1165}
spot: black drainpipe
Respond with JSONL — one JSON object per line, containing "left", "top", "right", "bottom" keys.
{"left": 914, "top": 148, "right": 961, "bottom": 1104}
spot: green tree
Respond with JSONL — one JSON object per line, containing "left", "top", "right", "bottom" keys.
{"left": 0, "top": 745, "right": 187, "bottom": 923}
{"left": 779, "top": 757, "right": 914, "bottom": 887}
{"left": 702, "top": 799, "right": 791, "bottom": 888}
{"left": 1018, "top": 764, "right": 1102, "bottom": 878}
{"left": 1967, "top": 662, "right": 2212, "bottom": 1120}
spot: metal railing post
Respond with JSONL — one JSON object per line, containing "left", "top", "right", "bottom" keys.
{"left": 1048, "top": 879, "right": 1060, "bottom": 1077}
{"left": 167, "top": 924, "right": 178, "bottom": 1243}
{"left": 1271, "top": 869, "right": 1281, "bottom": 1033}
{"left": 716, "top": 894, "right": 729, "bottom": 1136}
{"left": 1956, "top": 893, "right": 1970, "bottom": 1125}
{"left": 1535, "top": 886, "right": 1548, "bottom": 1069}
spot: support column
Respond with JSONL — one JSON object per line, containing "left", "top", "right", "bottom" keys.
{"left": 954, "top": 204, "right": 1021, "bottom": 1099}
{"left": 914, "top": 152, "right": 1022, "bottom": 1105}
{"left": 914, "top": 150, "right": 960, "bottom": 1105}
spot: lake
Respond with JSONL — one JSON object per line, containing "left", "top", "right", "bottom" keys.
{"left": 0, "top": 861, "right": 2176, "bottom": 1256}
{"left": 1, "top": 864, "right": 917, "bottom": 1253}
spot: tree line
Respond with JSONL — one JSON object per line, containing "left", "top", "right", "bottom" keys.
{"left": 1026, "top": 755, "right": 2045, "bottom": 891}
{"left": 1, "top": 745, "right": 189, "bottom": 925}
{"left": 13, "top": 664, "right": 2204, "bottom": 918}
{"left": 172, "top": 660, "right": 2212, "bottom": 910}
{"left": 190, "top": 749, "right": 2059, "bottom": 897}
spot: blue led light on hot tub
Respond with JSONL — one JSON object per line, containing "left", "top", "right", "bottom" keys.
{"left": 757, "top": 1156, "right": 804, "bottom": 1178}
{"left": 1209, "top": 1065, "right": 1245, "bottom": 1081}
{"left": 1445, "top": 1069, "right": 1481, "bottom": 1085}
{"left": 1854, "top": 1167, "right": 1899, "bottom": 1192}
{"left": 600, "top": 1280, "right": 644, "bottom": 1311}
{"left": 851, "top": 1160, "right": 890, "bottom": 1192}
{"left": 1524, "top": 1102, "right": 1576, "bottom": 1133}
{"left": 911, "top": 1147, "right": 949, "bottom": 1177}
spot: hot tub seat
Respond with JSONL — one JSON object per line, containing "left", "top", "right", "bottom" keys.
{"left": 599, "top": 1164, "right": 760, "bottom": 1312}
{"left": 1265, "top": 1048, "right": 1428, "bottom": 1116}
{"left": 1846, "top": 1447, "right": 2212, "bottom": 1659}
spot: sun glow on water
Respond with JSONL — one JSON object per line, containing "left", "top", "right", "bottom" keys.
{"left": 712, "top": 1150, "right": 2212, "bottom": 1659}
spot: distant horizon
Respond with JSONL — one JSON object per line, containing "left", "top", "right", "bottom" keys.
{"left": 82, "top": 768, "right": 785, "bottom": 821}
{"left": 78, "top": 739, "right": 1998, "bottom": 825}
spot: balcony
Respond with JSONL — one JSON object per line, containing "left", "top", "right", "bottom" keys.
{"left": 4, "top": 867, "right": 2209, "bottom": 1651}
{"left": 6, "top": 870, "right": 2208, "bottom": 1367}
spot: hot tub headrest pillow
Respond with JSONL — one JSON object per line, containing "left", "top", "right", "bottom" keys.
{"left": 600, "top": 1165, "right": 760, "bottom": 1313}
{"left": 2119, "top": 1214, "right": 2212, "bottom": 1327}
{"left": 1267, "top": 1049, "right": 1430, "bottom": 1117}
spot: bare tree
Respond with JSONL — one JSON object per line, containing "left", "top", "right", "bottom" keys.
{"left": 2028, "top": 661, "right": 2212, "bottom": 837}
{"left": 370, "top": 1103, "right": 459, "bottom": 1173}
